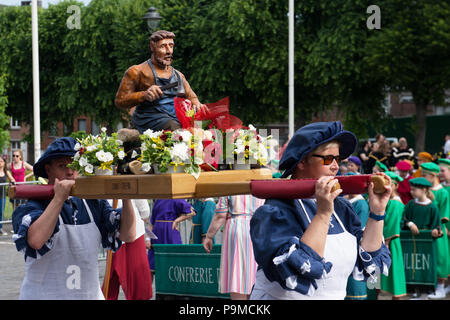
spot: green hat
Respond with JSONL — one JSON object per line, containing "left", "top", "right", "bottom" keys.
{"left": 385, "top": 171, "right": 403, "bottom": 183}
{"left": 420, "top": 162, "right": 440, "bottom": 174}
{"left": 409, "top": 177, "right": 432, "bottom": 188}
{"left": 375, "top": 161, "right": 388, "bottom": 172}
{"left": 438, "top": 158, "right": 450, "bottom": 167}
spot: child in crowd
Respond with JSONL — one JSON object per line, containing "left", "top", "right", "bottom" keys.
{"left": 413, "top": 152, "right": 434, "bottom": 178}
{"left": 347, "top": 156, "right": 362, "bottom": 174}
{"left": 402, "top": 177, "right": 442, "bottom": 299}
{"left": 372, "top": 161, "right": 388, "bottom": 174}
{"left": 438, "top": 158, "right": 450, "bottom": 296}
{"left": 380, "top": 171, "right": 407, "bottom": 299}
{"left": 395, "top": 160, "right": 413, "bottom": 205}
{"left": 420, "top": 162, "right": 449, "bottom": 299}
{"left": 343, "top": 172, "right": 370, "bottom": 300}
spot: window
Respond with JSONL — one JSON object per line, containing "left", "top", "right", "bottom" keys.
{"left": 399, "top": 92, "right": 414, "bottom": 104}
{"left": 10, "top": 118, "right": 20, "bottom": 129}
{"left": 48, "top": 123, "right": 59, "bottom": 138}
{"left": 77, "top": 119, "right": 87, "bottom": 132}
{"left": 91, "top": 120, "right": 100, "bottom": 135}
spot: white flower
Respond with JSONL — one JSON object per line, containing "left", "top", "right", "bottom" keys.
{"left": 86, "top": 145, "right": 97, "bottom": 152}
{"left": 74, "top": 143, "right": 81, "bottom": 151}
{"left": 85, "top": 163, "right": 94, "bottom": 174}
{"left": 118, "top": 150, "right": 125, "bottom": 160}
{"left": 101, "top": 127, "right": 107, "bottom": 133}
{"left": 96, "top": 150, "right": 114, "bottom": 163}
{"left": 141, "top": 163, "right": 151, "bottom": 173}
{"left": 248, "top": 124, "right": 257, "bottom": 131}
{"left": 235, "top": 139, "right": 245, "bottom": 154}
{"left": 143, "top": 129, "right": 163, "bottom": 139}
{"left": 131, "top": 150, "right": 138, "bottom": 159}
{"left": 171, "top": 142, "right": 190, "bottom": 162}
{"left": 194, "top": 156, "right": 204, "bottom": 165}
{"left": 79, "top": 156, "right": 88, "bottom": 167}
{"left": 178, "top": 130, "right": 192, "bottom": 142}
{"left": 73, "top": 152, "right": 80, "bottom": 161}
{"left": 203, "top": 130, "right": 213, "bottom": 141}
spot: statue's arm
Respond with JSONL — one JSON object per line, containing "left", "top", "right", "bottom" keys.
{"left": 180, "top": 73, "right": 201, "bottom": 106}
{"left": 115, "top": 66, "right": 147, "bottom": 109}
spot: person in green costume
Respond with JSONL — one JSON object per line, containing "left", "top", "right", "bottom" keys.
{"left": 402, "top": 177, "right": 443, "bottom": 299}
{"left": 438, "top": 158, "right": 450, "bottom": 296}
{"left": 421, "top": 162, "right": 450, "bottom": 299}
{"left": 343, "top": 172, "right": 370, "bottom": 300}
{"left": 380, "top": 171, "right": 407, "bottom": 299}
{"left": 191, "top": 198, "right": 217, "bottom": 244}
{"left": 373, "top": 161, "right": 388, "bottom": 174}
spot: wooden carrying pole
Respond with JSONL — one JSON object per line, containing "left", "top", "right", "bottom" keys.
{"left": 9, "top": 172, "right": 389, "bottom": 201}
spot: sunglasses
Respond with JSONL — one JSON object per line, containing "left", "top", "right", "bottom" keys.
{"left": 311, "top": 154, "right": 341, "bottom": 165}
{"left": 13, "top": 155, "right": 20, "bottom": 158}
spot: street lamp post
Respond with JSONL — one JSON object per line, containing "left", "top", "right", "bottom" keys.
{"left": 143, "top": 7, "right": 162, "bottom": 33}
{"left": 32, "top": 0, "right": 41, "bottom": 162}
{"left": 288, "top": 0, "right": 294, "bottom": 138}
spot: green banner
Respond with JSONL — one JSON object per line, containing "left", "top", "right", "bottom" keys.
{"left": 400, "top": 230, "right": 437, "bottom": 286}
{"left": 153, "top": 244, "right": 230, "bottom": 298}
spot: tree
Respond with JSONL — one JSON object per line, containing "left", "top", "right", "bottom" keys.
{"left": 0, "top": 74, "right": 11, "bottom": 150}
{"left": 364, "top": 0, "right": 450, "bottom": 152}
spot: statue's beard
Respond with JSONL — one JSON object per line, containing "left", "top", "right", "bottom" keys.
{"left": 154, "top": 54, "right": 172, "bottom": 68}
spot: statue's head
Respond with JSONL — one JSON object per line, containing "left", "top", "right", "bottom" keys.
{"left": 149, "top": 30, "right": 175, "bottom": 68}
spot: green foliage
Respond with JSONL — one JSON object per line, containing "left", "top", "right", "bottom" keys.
{"left": 0, "top": 74, "right": 10, "bottom": 150}
{"left": 0, "top": 0, "right": 447, "bottom": 147}
{"left": 364, "top": 0, "right": 450, "bottom": 150}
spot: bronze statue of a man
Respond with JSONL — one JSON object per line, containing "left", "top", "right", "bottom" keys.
{"left": 115, "top": 30, "right": 207, "bottom": 133}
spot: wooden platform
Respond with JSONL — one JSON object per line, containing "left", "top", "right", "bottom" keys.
{"left": 70, "top": 168, "right": 272, "bottom": 199}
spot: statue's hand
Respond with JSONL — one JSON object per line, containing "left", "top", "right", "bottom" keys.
{"left": 144, "top": 85, "right": 163, "bottom": 102}
{"left": 193, "top": 103, "right": 209, "bottom": 114}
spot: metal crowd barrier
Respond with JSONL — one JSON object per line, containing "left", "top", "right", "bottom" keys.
{"left": 0, "top": 181, "right": 42, "bottom": 227}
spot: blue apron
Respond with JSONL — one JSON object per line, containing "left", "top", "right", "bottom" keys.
{"left": 131, "top": 60, "right": 185, "bottom": 133}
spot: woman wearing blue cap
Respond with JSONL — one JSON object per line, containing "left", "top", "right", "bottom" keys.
{"left": 12, "top": 137, "right": 137, "bottom": 300}
{"left": 250, "top": 121, "right": 392, "bottom": 300}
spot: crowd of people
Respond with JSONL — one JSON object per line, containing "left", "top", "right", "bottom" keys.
{"left": 335, "top": 133, "right": 450, "bottom": 300}
{"left": 339, "top": 133, "right": 448, "bottom": 176}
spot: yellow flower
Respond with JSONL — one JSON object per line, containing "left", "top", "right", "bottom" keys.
{"left": 99, "top": 161, "right": 114, "bottom": 171}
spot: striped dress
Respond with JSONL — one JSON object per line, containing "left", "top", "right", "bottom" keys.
{"left": 216, "top": 195, "right": 265, "bottom": 295}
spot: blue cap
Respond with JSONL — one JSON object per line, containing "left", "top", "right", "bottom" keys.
{"left": 33, "top": 137, "right": 77, "bottom": 178}
{"left": 348, "top": 156, "right": 361, "bottom": 166}
{"left": 279, "top": 121, "right": 357, "bottom": 178}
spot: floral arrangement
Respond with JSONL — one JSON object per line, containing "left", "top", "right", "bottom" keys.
{"left": 230, "top": 125, "right": 277, "bottom": 166}
{"left": 140, "top": 128, "right": 206, "bottom": 179}
{"left": 68, "top": 128, "right": 125, "bottom": 175}
{"left": 139, "top": 125, "right": 277, "bottom": 177}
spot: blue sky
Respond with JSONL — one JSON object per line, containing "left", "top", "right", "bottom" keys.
{"left": 0, "top": 0, "right": 91, "bottom": 8}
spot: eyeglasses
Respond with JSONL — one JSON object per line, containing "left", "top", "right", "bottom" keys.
{"left": 311, "top": 154, "right": 341, "bottom": 165}
{"left": 13, "top": 155, "right": 20, "bottom": 158}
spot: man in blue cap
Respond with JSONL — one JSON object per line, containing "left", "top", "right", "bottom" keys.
{"left": 250, "top": 121, "right": 392, "bottom": 300}
{"left": 12, "top": 137, "right": 136, "bottom": 300}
